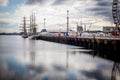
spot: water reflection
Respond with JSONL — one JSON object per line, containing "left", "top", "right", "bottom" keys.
{"left": 29, "top": 40, "right": 36, "bottom": 67}
{"left": 66, "top": 50, "right": 69, "bottom": 68}
{"left": 0, "top": 36, "right": 120, "bottom": 80}
{"left": 23, "top": 38, "right": 26, "bottom": 58}
{"left": 68, "top": 47, "right": 120, "bottom": 80}
{"left": 111, "top": 62, "right": 120, "bottom": 80}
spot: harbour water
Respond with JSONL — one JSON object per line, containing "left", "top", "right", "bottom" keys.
{"left": 0, "top": 35, "right": 115, "bottom": 80}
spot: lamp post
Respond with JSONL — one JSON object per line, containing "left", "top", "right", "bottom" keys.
{"left": 44, "top": 18, "right": 46, "bottom": 29}
{"left": 67, "top": 10, "right": 69, "bottom": 36}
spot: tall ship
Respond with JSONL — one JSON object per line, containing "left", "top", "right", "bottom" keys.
{"left": 20, "top": 16, "right": 28, "bottom": 38}
{"left": 29, "top": 13, "right": 37, "bottom": 36}
{"left": 20, "top": 13, "right": 37, "bottom": 38}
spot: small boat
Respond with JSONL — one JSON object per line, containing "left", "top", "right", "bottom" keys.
{"left": 28, "top": 35, "right": 37, "bottom": 40}
{"left": 22, "top": 34, "right": 28, "bottom": 38}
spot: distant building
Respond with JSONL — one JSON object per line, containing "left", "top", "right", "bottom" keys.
{"left": 77, "top": 25, "right": 83, "bottom": 33}
{"left": 103, "top": 27, "right": 120, "bottom": 36}
{"left": 103, "top": 27, "right": 115, "bottom": 33}
{"left": 41, "top": 29, "right": 48, "bottom": 32}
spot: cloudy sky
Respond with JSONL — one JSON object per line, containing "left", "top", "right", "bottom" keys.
{"left": 0, "top": 0, "right": 114, "bottom": 33}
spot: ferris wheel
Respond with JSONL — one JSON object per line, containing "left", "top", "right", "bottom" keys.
{"left": 112, "top": 0, "right": 120, "bottom": 33}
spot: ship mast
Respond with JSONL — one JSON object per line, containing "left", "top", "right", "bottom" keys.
{"left": 29, "top": 13, "right": 37, "bottom": 35}
{"left": 29, "top": 15, "right": 32, "bottom": 35}
{"left": 22, "top": 16, "right": 27, "bottom": 35}
{"left": 33, "top": 13, "right": 37, "bottom": 35}
{"left": 24, "top": 17, "right": 27, "bottom": 35}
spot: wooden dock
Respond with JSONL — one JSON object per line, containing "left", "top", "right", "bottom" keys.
{"left": 33, "top": 35, "right": 120, "bottom": 62}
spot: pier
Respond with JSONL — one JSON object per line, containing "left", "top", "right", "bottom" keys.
{"left": 33, "top": 35, "right": 120, "bottom": 63}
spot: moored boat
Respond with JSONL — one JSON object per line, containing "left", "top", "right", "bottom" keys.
{"left": 22, "top": 34, "right": 28, "bottom": 38}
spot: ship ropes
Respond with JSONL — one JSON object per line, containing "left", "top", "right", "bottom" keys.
{"left": 20, "top": 13, "right": 37, "bottom": 38}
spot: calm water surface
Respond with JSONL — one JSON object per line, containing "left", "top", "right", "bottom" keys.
{"left": 0, "top": 35, "right": 114, "bottom": 80}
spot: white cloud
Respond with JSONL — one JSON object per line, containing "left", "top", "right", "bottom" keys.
{"left": 0, "top": 28, "right": 17, "bottom": 33}
{"left": 0, "top": 12, "right": 10, "bottom": 17}
{"left": 0, "top": 17, "right": 19, "bottom": 25}
{"left": 0, "top": 13, "right": 20, "bottom": 33}
{"left": 0, "top": 0, "right": 8, "bottom": 7}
